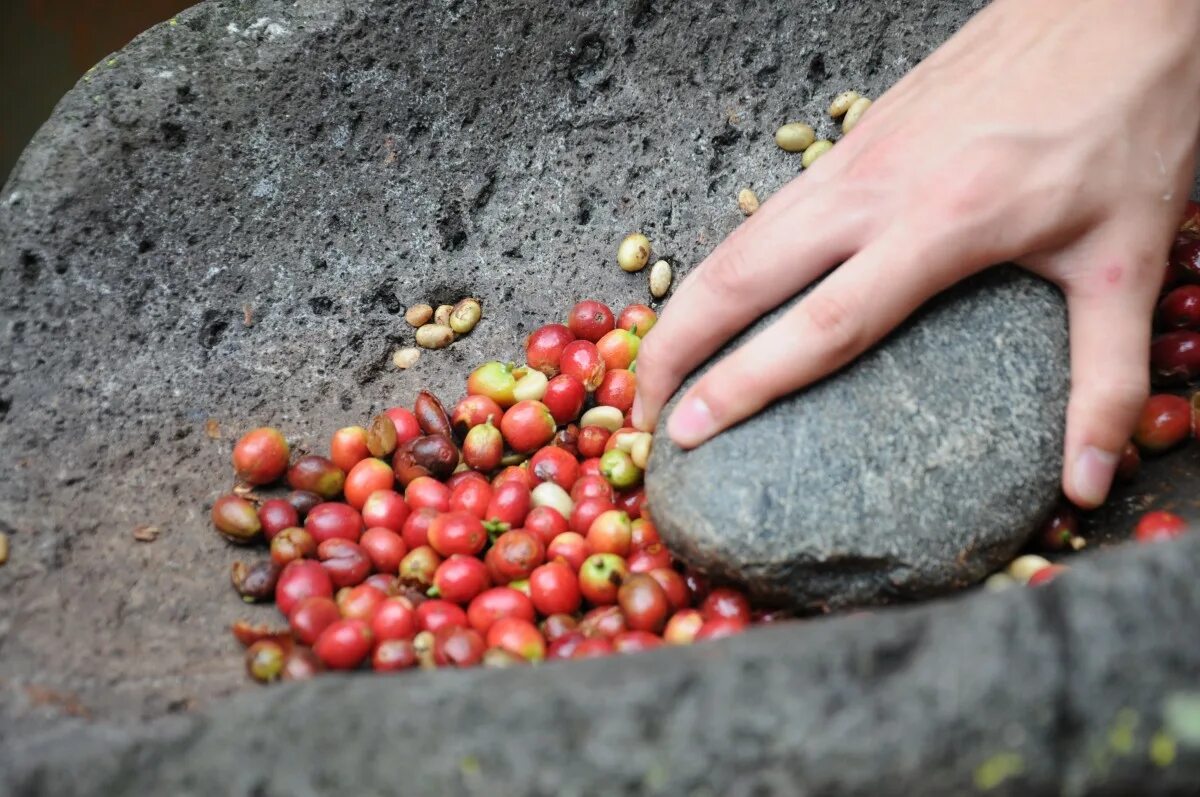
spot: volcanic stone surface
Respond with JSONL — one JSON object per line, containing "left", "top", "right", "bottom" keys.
{"left": 646, "top": 268, "right": 1070, "bottom": 609}
{"left": 1, "top": 0, "right": 1199, "bottom": 793}
{"left": 5, "top": 533, "right": 1200, "bottom": 796}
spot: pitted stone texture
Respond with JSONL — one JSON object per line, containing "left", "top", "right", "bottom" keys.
{"left": 0, "top": 0, "right": 1198, "bottom": 791}
{"left": 3, "top": 533, "right": 1199, "bottom": 796}
{"left": 646, "top": 268, "right": 1069, "bottom": 609}
{"left": 0, "top": 0, "right": 996, "bottom": 728}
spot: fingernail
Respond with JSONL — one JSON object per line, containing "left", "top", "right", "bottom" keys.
{"left": 1072, "top": 446, "right": 1119, "bottom": 508}
{"left": 631, "top": 395, "right": 646, "bottom": 431}
{"left": 668, "top": 396, "right": 716, "bottom": 448}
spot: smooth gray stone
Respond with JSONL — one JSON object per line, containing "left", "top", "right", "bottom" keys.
{"left": 646, "top": 268, "right": 1070, "bottom": 609}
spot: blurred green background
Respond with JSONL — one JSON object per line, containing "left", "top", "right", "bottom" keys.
{"left": 2, "top": 0, "right": 194, "bottom": 181}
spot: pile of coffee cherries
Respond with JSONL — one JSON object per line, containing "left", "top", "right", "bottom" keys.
{"left": 215, "top": 300, "right": 784, "bottom": 682}
{"left": 217, "top": 201, "right": 1199, "bottom": 683}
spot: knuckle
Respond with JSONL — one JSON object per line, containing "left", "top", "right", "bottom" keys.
{"left": 699, "top": 237, "right": 755, "bottom": 295}
{"left": 1075, "top": 375, "right": 1149, "bottom": 420}
{"left": 802, "top": 291, "right": 863, "bottom": 360}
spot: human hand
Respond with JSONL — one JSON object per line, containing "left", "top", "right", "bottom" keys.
{"left": 632, "top": 0, "right": 1200, "bottom": 509}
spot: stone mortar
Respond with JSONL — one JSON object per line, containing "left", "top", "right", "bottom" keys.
{"left": 1, "top": 0, "right": 1197, "bottom": 792}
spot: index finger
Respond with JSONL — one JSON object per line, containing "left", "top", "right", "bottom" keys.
{"left": 632, "top": 181, "right": 866, "bottom": 431}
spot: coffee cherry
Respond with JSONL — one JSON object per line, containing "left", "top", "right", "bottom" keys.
{"left": 560, "top": 341, "right": 606, "bottom": 390}
{"left": 567, "top": 300, "right": 616, "bottom": 342}
{"left": 317, "top": 538, "right": 372, "bottom": 588}
{"left": 451, "top": 394, "right": 505, "bottom": 439}
{"left": 526, "top": 324, "right": 577, "bottom": 376}
{"left": 596, "top": 329, "right": 640, "bottom": 371}
{"left": 695, "top": 618, "right": 746, "bottom": 641}
{"left": 449, "top": 477, "right": 493, "bottom": 519}
{"left": 427, "top": 511, "right": 487, "bottom": 557}
{"left": 599, "top": 449, "right": 641, "bottom": 489}
{"left": 578, "top": 553, "right": 628, "bottom": 605}
{"left": 586, "top": 510, "right": 633, "bottom": 557}
{"left": 1157, "top": 286, "right": 1200, "bottom": 331}
{"left": 270, "top": 526, "right": 316, "bottom": 567}
{"left": 330, "top": 426, "right": 371, "bottom": 473}
{"left": 486, "top": 481, "right": 532, "bottom": 528}
{"left": 245, "top": 640, "right": 286, "bottom": 683}
{"left": 372, "top": 596, "right": 418, "bottom": 641}
{"left": 618, "top": 573, "right": 670, "bottom": 633}
{"left": 373, "top": 639, "right": 418, "bottom": 671}
{"left": 337, "top": 584, "right": 388, "bottom": 621}
{"left": 663, "top": 608, "right": 705, "bottom": 644}
{"left": 417, "top": 599, "right": 469, "bottom": 633}
{"left": 547, "top": 532, "right": 591, "bottom": 572}
{"left": 467, "top": 587, "right": 536, "bottom": 635}
{"left": 1133, "top": 394, "right": 1191, "bottom": 453}
{"left": 232, "top": 427, "right": 289, "bottom": 485}
{"left": 281, "top": 647, "right": 324, "bottom": 681}
{"left": 314, "top": 618, "right": 373, "bottom": 669}
{"left": 360, "top": 527, "right": 407, "bottom": 574}
{"left": 361, "top": 489, "right": 410, "bottom": 533}
{"left": 275, "top": 560, "right": 334, "bottom": 617}
{"left": 212, "top": 495, "right": 263, "bottom": 544}
{"left": 433, "top": 626, "right": 487, "bottom": 667}
{"left": 287, "top": 455, "right": 346, "bottom": 499}
{"left": 433, "top": 555, "right": 492, "bottom": 604}
{"left": 258, "top": 499, "right": 299, "bottom": 541}
{"left": 543, "top": 374, "right": 586, "bottom": 425}
{"left": 344, "top": 458, "right": 396, "bottom": 509}
{"left": 701, "top": 588, "right": 751, "bottom": 625}
{"left": 288, "top": 596, "right": 342, "bottom": 645}
{"left": 1150, "top": 331, "right": 1200, "bottom": 384}
{"left": 230, "top": 560, "right": 281, "bottom": 603}
{"left": 1134, "top": 510, "right": 1188, "bottom": 543}
{"left": 616, "top": 304, "right": 657, "bottom": 337}
{"left": 398, "top": 545, "right": 442, "bottom": 588}
{"left": 467, "top": 361, "right": 519, "bottom": 408}
{"left": 463, "top": 420, "right": 504, "bottom": 471}
{"left": 305, "top": 502, "right": 364, "bottom": 544}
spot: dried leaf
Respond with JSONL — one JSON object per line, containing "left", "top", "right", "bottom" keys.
{"left": 132, "top": 525, "right": 160, "bottom": 542}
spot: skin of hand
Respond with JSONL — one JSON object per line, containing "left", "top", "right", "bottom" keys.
{"left": 632, "top": 0, "right": 1200, "bottom": 510}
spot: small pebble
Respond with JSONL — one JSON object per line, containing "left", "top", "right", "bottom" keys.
{"left": 405, "top": 304, "right": 433, "bottom": 328}
{"left": 801, "top": 140, "right": 833, "bottom": 168}
{"left": 737, "top": 188, "right": 760, "bottom": 216}
{"left": 0, "top": 531, "right": 8, "bottom": 565}
{"left": 649, "top": 259, "right": 672, "bottom": 299}
{"left": 393, "top": 347, "right": 421, "bottom": 368}
{"left": 775, "top": 122, "right": 816, "bottom": 153}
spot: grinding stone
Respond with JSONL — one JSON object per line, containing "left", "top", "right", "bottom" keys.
{"left": 646, "top": 267, "right": 1070, "bottom": 609}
